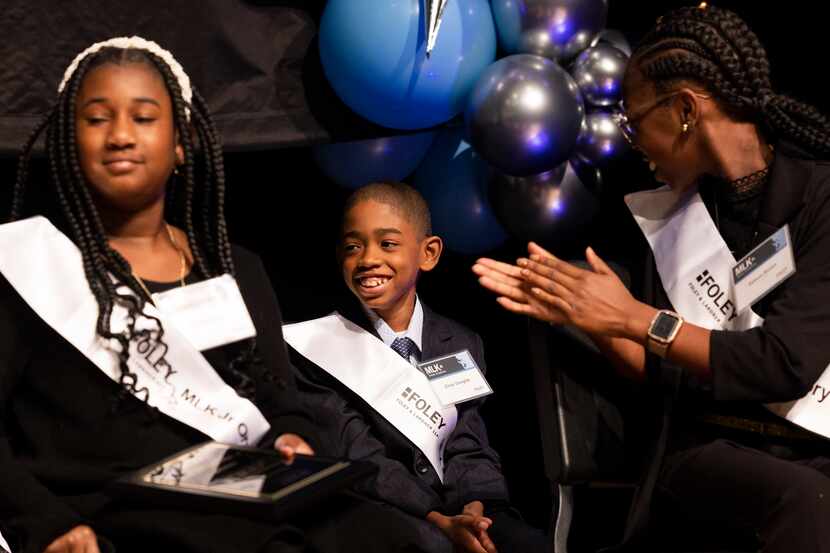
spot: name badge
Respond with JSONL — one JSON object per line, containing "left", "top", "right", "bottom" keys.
{"left": 153, "top": 274, "right": 257, "bottom": 351}
{"left": 417, "top": 349, "right": 493, "bottom": 407}
{"left": 732, "top": 225, "right": 796, "bottom": 314}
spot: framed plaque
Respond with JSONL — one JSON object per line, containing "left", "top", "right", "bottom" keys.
{"left": 112, "top": 441, "right": 375, "bottom": 521}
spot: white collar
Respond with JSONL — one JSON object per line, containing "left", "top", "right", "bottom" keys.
{"left": 363, "top": 295, "right": 424, "bottom": 354}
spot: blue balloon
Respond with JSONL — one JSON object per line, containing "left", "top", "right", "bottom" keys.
{"left": 319, "top": 0, "right": 497, "bottom": 130}
{"left": 312, "top": 133, "right": 436, "bottom": 189}
{"left": 414, "top": 129, "right": 508, "bottom": 254}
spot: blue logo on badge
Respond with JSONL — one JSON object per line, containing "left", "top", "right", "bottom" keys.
{"left": 733, "top": 228, "right": 789, "bottom": 284}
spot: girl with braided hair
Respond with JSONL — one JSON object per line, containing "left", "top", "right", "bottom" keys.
{"left": 475, "top": 4, "right": 830, "bottom": 551}
{"left": 0, "top": 38, "right": 431, "bottom": 553}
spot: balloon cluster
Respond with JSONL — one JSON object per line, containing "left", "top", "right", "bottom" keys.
{"left": 314, "top": 0, "right": 632, "bottom": 254}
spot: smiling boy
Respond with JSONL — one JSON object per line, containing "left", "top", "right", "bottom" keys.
{"left": 284, "top": 183, "right": 546, "bottom": 553}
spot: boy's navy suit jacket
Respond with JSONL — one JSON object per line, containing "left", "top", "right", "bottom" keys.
{"left": 289, "top": 298, "right": 510, "bottom": 517}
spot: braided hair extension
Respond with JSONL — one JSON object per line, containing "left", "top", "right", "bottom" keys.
{"left": 632, "top": 5, "right": 830, "bottom": 156}
{"left": 11, "top": 46, "right": 257, "bottom": 405}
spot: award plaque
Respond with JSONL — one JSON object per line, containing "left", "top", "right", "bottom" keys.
{"left": 112, "top": 441, "right": 375, "bottom": 521}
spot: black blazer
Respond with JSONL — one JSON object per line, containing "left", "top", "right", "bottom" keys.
{"left": 0, "top": 246, "right": 320, "bottom": 553}
{"left": 290, "top": 299, "right": 510, "bottom": 518}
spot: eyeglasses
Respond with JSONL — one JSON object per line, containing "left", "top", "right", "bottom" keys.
{"left": 614, "top": 90, "right": 712, "bottom": 145}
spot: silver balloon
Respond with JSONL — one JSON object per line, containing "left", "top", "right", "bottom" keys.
{"left": 575, "top": 111, "right": 630, "bottom": 165}
{"left": 465, "top": 54, "right": 585, "bottom": 177}
{"left": 489, "top": 160, "right": 601, "bottom": 246}
{"left": 491, "top": 0, "right": 609, "bottom": 61}
{"left": 571, "top": 44, "right": 629, "bottom": 107}
{"left": 591, "top": 29, "right": 632, "bottom": 57}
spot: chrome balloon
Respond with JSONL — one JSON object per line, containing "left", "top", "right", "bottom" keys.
{"left": 575, "top": 110, "right": 630, "bottom": 165}
{"left": 570, "top": 43, "right": 629, "bottom": 107}
{"left": 491, "top": 0, "right": 609, "bottom": 61}
{"left": 489, "top": 160, "right": 601, "bottom": 246}
{"left": 465, "top": 54, "right": 585, "bottom": 177}
{"left": 591, "top": 28, "right": 632, "bottom": 57}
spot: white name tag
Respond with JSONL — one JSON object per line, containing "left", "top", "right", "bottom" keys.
{"left": 153, "top": 274, "right": 257, "bottom": 352}
{"left": 732, "top": 225, "right": 796, "bottom": 314}
{"left": 418, "top": 349, "right": 493, "bottom": 407}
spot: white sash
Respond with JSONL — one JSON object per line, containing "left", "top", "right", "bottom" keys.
{"left": 0, "top": 528, "right": 10, "bottom": 553}
{"left": 626, "top": 187, "right": 830, "bottom": 438}
{"left": 283, "top": 313, "right": 458, "bottom": 481}
{"left": 0, "top": 217, "right": 270, "bottom": 446}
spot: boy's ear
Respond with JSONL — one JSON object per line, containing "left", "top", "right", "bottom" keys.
{"left": 419, "top": 235, "right": 443, "bottom": 272}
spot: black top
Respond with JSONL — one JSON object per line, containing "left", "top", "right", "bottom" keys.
{"left": 639, "top": 142, "right": 830, "bottom": 446}
{"left": 289, "top": 298, "right": 510, "bottom": 518}
{"left": 706, "top": 146, "right": 830, "bottom": 404}
{"left": 618, "top": 143, "right": 830, "bottom": 543}
{"left": 0, "top": 244, "right": 319, "bottom": 553}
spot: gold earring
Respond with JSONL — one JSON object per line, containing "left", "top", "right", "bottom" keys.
{"left": 174, "top": 166, "right": 180, "bottom": 176}
{"left": 681, "top": 122, "right": 690, "bottom": 133}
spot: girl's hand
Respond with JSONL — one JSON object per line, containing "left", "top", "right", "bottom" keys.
{"left": 44, "top": 525, "right": 100, "bottom": 553}
{"left": 274, "top": 433, "right": 314, "bottom": 464}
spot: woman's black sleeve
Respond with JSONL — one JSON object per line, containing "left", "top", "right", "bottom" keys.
{"left": 709, "top": 183, "right": 830, "bottom": 402}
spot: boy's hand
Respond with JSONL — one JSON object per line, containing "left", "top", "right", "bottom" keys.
{"left": 426, "top": 501, "right": 497, "bottom": 553}
{"left": 44, "top": 525, "right": 100, "bottom": 553}
{"left": 274, "top": 433, "right": 314, "bottom": 464}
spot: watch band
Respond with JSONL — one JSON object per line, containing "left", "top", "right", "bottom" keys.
{"left": 648, "top": 334, "right": 671, "bottom": 358}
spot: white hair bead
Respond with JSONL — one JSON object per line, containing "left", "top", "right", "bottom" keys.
{"left": 58, "top": 36, "right": 193, "bottom": 120}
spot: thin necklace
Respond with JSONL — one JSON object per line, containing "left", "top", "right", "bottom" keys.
{"left": 132, "top": 223, "right": 188, "bottom": 302}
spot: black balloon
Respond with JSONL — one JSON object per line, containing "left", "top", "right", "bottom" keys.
{"left": 575, "top": 110, "right": 630, "bottom": 165}
{"left": 591, "top": 28, "right": 632, "bottom": 57}
{"left": 490, "top": 160, "right": 601, "bottom": 247}
{"left": 491, "top": 0, "right": 609, "bottom": 61}
{"left": 465, "top": 54, "right": 585, "bottom": 177}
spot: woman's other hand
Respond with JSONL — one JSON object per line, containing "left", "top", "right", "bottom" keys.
{"left": 472, "top": 257, "right": 568, "bottom": 325}
{"left": 519, "top": 242, "right": 652, "bottom": 338}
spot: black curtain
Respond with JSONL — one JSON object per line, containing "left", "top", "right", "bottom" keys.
{"left": 0, "top": 0, "right": 396, "bottom": 156}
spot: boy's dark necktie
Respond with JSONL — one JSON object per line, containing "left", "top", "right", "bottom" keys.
{"left": 391, "top": 337, "right": 420, "bottom": 362}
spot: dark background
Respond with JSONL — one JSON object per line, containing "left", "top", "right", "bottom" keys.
{"left": 1, "top": 1, "right": 827, "bottom": 549}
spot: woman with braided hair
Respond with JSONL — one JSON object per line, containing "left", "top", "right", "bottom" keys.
{"left": 0, "top": 38, "right": 431, "bottom": 553}
{"left": 475, "top": 4, "right": 830, "bottom": 551}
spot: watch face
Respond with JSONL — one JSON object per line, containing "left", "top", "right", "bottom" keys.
{"left": 652, "top": 312, "right": 679, "bottom": 339}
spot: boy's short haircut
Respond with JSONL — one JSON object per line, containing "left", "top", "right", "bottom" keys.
{"left": 343, "top": 182, "right": 433, "bottom": 237}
